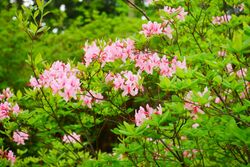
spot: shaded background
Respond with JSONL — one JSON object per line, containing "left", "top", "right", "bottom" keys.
{"left": 0, "top": 0, "right": 147, "bottom": 90}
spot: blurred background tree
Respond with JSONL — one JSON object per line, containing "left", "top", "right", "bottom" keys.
{"left": 0, "top": 0, "right": 147, "bottom": 90}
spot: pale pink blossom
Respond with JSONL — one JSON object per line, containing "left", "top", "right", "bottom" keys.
{"left": 140, "top": 21, "right": 163, "bottom": 37}
{"left": 2, "top": 88, "right": 13, "bottom": 99}
{"left": 7, "top": 150, "right": 16, "bottom": 165}
{"left": 144, "top": 0, "right": 158, "bottom": 6}
{"left": 12, "top": 104, "right": 20, "bottom": 114}
{"left": 83, "top": 42, "right": 100, "bottom": 66}
{"left": 135, "top": 52, "right": 161, "bottom": 74}
{"left": 181, "top": 136, "right": 187, "bottom": 140}
{"left": 218, "top": 50, "right": 226, "bottom": 57}
{"left": 236, "top": 68, "right": 247, "bottom": 78}
{"left": 135, "top": 104, "right": 163, "bottom": 126}
{"left": 226, "top": 63, "right": 233, "bottom": 74}
{"left": 108, "top": 71, "right": 142, "bottom": 97}
{"left": 215, "top": 97, "right": 221, "bottom": 103}
{"left": 192, "top": 123, "right": 199, "bottom": 129}
{"left": 183, "top": 149, "right": 199, "bottom": 159}
{"left": 63, "top": 132, "right": 81, "bottom": 143}
{"left": 184, "top": 88, "right": 212, "bottom": 117}
{"left": 140, "top": 21, "right": 173, "bottom": 38}
{"left": 171, "top": 56, "right": 187, "bottom": 70}
{"left": 162, "top": 25, "right": 173, "bottom": 39}
{"left": 113, "top": 74, "right": 125, "bottom": 90}
{"left": 29, "top": 61, "right": 81, "bottom": 102}
{"left": 80, "top": 90, "right": 103, "bottom": 108}
{"left": 0, "top": 102, "right": 11, "bottom": 120}
{"left": 163, "top": 6, "right": 188, "bottom": 21}
{"left": 135, "top": 106, "right": 147, "bottom": 126}
{"left": 212, "top": 14, "right": 231, "bottom": 25}
{"left": 183, "top": 150, "right": 191, "bottom": 158}
{"left": 83, "top": 39, "right": 136, "bottom": 67}
{"left": 13, "top": 131, "right": 29, "bottom": 145}
{"left": 159, "top": 56, "right": 173, "bottom": 77}
{"left": 0, "top": 149, "right": 16, "bottom": 165}
{"left": 29, "top": 77, "right": 40, "bottom": 88}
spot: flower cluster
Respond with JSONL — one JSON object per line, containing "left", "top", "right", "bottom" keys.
{"left": 83, "top": 39, "right": 135, "bottom": 67}
{"left": 183, "top": 149, "right": 199, "bottom": 159}
{"left": 218, "top": 50, "right": 226, "bottom": 57}
{"left": 163, "top": 6, "right": 188, "bottom": 21}
{"left": 106, "top": 71, "right": 142, "bottom": 96}
{"left": 135, "top": 104, "right": 162, "bottom": 126}
{"left": 160, "top": 56, "right": 186, "bottom": 77}
{"left": 140, "top": 5, "right": 187, "bottom": 38}
{"left": 30, "top": 61, "right": 81, "bottom": 102}
{"left": 234, "top": 3, "right": 244, "bottom": 12}
{"left": 134, "top": 53, "right": 186, "bottom": 76}
{"left": 80, "top": 90, "right": 104, "bottom": 108}
{"left": 140, "top": 21, "right": 173, "bottom": 38}
{"left": 62, "top": 132, "right": 81, "bottom": 143}
{"left": 0, "top": 88, "right": 21, "bottom": 120}
{"left": 83, "top": 39, "right": 187, "bottom": 78}
{"left": 0, "top": 149, "right": 16, "bottom": 165}
{"left": 135, "top": 52, "right": 161, "bottom": 74}
{"left": 212, "top": 14, "right": 231, "bottom": 25}
{"left": 144, "top": 0, "right": 158, "bottom": 6}
{"left": 219, "top": 67, "right": 248, "bottom": 100}
{"left": 184, "top": 87, "right": 211, "bottom": 125}
{"left": 13, "top": 131, "right": 29, "bottom": 145}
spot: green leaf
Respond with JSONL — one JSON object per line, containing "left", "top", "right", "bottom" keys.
{"left": 36, "top": 0, "right": 43, "bottom": 11}
{"left": 33, "top": 10, "right": 40, "bottom": 21}
{"left": 34, "top": 53, "right": 43, "bottom": 65}
{"left": 29, "top": 22, "right": 38, "bottom": 34}
{"left": 44, "top": 0, "right": 52, "bottom": 8}
{"left": 232, "top": 30, "right": 243, "bottom": 52}
{"left": 37, "top": 25, "right": 50, "bottom": 33}
{"left": 213, "top": 75, "right": 222, "bottom": 85}
{"left": 158, "top": 76, "right": 171, "bottom": 90}
{"left": 16, "top": 90, "right": 23, "bottom": 100}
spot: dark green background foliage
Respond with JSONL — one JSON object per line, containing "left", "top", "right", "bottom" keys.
{"left": 0, "top": 0, "right": 143, "bottom": 90}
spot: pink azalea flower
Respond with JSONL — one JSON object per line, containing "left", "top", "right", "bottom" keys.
{"left": 81, "top": 90, "right": 103, "bottom": 108}
{"left": 144, "top": 0, "right": 158, "bottom": 6}
{"left": 12, "top": 104, "right": 20, "bottom": 114}
{"left": 7, "top": 150, "right": 16, "bottom": 165}
{"left": 140, "top": 21, "right": 163, "bottom": 37}
{"left": 62, "top": 132, "right": 81, "bottom": 143}
{"left": 82, "top": 95, "right": 92, "bottom": 108}
{"left": 236, "top": 68, "right": 247, "bottom": 78}
{"left": 83, "top": 42, "right": 100, "bottom": 66}
{"left": 2, "top": 88, "right": 13, "bottom": 99}
{"left": 0, "top": 102, "right": 11, "bottom": 120}
{"left": 218, "top": 50, "right": 226, "bottom": 57}
{"left": 29, "top": 61, "right": 81, "bottom": 102}
{"left": 176, "top": 6, "right": 188, "bottom": 21}
{"left": 181, "top": 136, "right": 187, "bottom": 140}
{"left": 135, "top": 106, "right": 147, "bottom": 126}
{"left": 214, "top": 97, "right": 220, "bottom": 103}
{"left": 183, "top": 150, "right": 191, "bottom": 158}
{"left": 13, "top": 131, "right": 29, "bottom": 145}
{"left": 226, "top": 63, "right": 233, "bottom": 74}
{"left": 162, "top": 25, "right": 173, "bottom": 39}
{"left": 113, "top": 74, "right": 125, "bottom": 90}
{"left": 163, "top": 6, "right": 188, "bottom": 21}
{"left": 192, "top": 123, "right": 199, "bottom": 129}
{"left": 212, "top": 14, "right": 231, "bottom": 25}
{"left": 135, "top": 104, "right": 163, "bottom": 126}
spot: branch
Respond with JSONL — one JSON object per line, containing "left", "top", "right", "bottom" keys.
{"left": 125, "top": 0, "right": 150, "bottom": 21}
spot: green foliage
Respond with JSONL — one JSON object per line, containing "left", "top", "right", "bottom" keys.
{"left": 0, "top": 0, "right": 250, "bottom": 166}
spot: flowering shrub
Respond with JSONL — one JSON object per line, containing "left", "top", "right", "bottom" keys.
{"left": 0, "top": 0, "right": 250, "bottom": 166}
